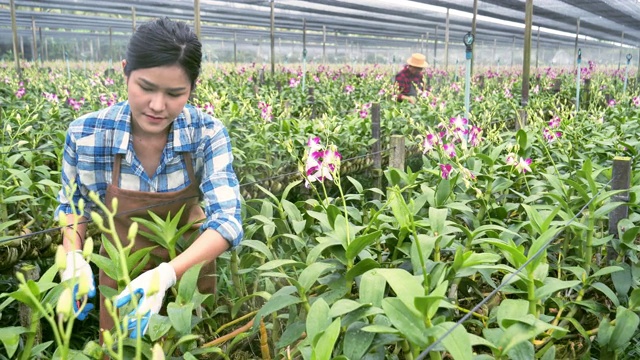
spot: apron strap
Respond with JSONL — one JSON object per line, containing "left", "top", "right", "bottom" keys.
{"left": 182, "top": 152, "right": 197, "bottom": 186}
{"left": 112, "top": 153, "right": 122, "bottom": 186}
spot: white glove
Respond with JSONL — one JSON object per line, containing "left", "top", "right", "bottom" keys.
{"left": 115, "top": 262, "right": 177, "bottom": 338}
{"left": 60, "top": 250, "right": 96, "bottom": 320}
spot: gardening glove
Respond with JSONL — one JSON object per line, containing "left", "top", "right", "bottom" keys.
{"left": 60, "top": 250, "right": 96, "bottom": 321}
{"left": 115, "top": 262, "right": 176, "bottom": 338}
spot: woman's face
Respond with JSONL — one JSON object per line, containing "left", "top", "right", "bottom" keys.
{"left": 125, "top": 63, "right": 192, "bottom": 137}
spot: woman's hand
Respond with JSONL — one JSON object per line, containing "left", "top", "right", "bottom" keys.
{"left": 115, "top": 262, "right": 176, "bottom": 338}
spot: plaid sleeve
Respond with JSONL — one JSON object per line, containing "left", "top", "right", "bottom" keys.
{"left": 55, "top": 129, "right": 93, "bottom": 219}
{"left": 198, "top": 123, "right": 243, "bottom": 248}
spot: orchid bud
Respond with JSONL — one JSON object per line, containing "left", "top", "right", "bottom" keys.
{"left": 55, "top": 246, "right": 67, "bottom": 272}
{"left": 78, "top": 198, "right": 85, "bottom": 214}
{"left": 58, "top": 213, "right": 68, "bottom": 227}
{"left": 77, "top": 272, "right": 90, "bottom": 297}
{"left": 104, "top": 297, "right": 113, "bottom": 314}
{"left": 82, "top": 237, "right": 93, "bottom": 259}
{"left": 57, "top": 287, "right": 73, "bottom": 321}
{"left": 111, "top": 197, "right": 118, "bottom": 213}
{"left": 151, "top": 343, "right": 165, "bottom": 360}
{"left": 127, "top": 222, "right": 138, "bottom": 242}
{"left": 102, "top": 330, "right": 114, "bottom": 348}
{"left": 91, "top": 212, "right": 103, "bottom": 228}
{"left": 148, "top": 270, "right": 160, "bottom": 296}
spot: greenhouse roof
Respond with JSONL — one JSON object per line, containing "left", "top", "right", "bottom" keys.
{"left": 0, "top": 0, "right": 639, "bottom": 55}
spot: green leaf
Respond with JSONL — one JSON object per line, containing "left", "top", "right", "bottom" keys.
{"left": 382, "top": 297, "right": 427, "bottom": 347}
{"left": 178, "top": 262, "right": 204, "bottom": 304}
{"left": 255, "top": 294, "right": 302, "bottom": 326}
{"left": 435, "top": 178, "right": 452, "bottom": 207}
{"left": 346, "top": 230, "right": 382, "bottom": 260}
{"left": 609, "top": 307, "right": 640, "bottom": 351}
{"left": 590, "top": 282, "right": 620, "bottom": 307}
{"left": 629, "top": 288, "right": 640, "bottom": 310}
{"left": 589, "top": 266, "right": 624, "bottom": 279}
{"left": 311, "top": 318, "right": 341, "bottom": 360}
{"left": 148, "top": 315, "right": 172, "bottom": 341}
{"left": 257, "top": 259, "right": 304, "bottom": 271}
{"left": 373, "top": 269, "right": 423, "bottom": 306}
{"left": 343, "top": 322, "right": 375, "bottom": 360}
{"left": 534, "top": 279, "right": 581, "bottom": 300}
{"left": 346, "top": 258, "right": 380, "bottom": 282}
{"left": 239, "top": 239, "right": 274, "bottom": 261}
{"left": 597, "top": 316, "right": 613, "bottom": 348}
{"left": 329, "top": 299, "right": 368, "bottom": 318}
{"left": 0, "top": 327, "right": 27, "bottom": 359}
{"left": 359, "top": 270, "right": 386, "bottom": 307}
{"left": 429, "top": 207, "right": 448, "bottom": 236}
{"left": 431, "top": 322, "right": 472, "bottom": 360}
{"left": 167, "top": 302, "right": 194, "bottom": 335}
{"left": 307, "top": 298, "right": 331, "bottom": 345}
{"left": 298, "top": 262, "right": 335, "bottom": 291}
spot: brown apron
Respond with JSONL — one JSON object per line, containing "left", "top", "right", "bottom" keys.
{"left": 98, "top": 152, "right": 217, "bottom": 335}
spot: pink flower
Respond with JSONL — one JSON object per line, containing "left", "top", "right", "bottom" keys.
{"left": 608, "top": 99, "right": 617, "bottom": 107}
{"left": 515, "top": 157, "right": 532, "bottom": 173}
{"left": 289, "top": 78, "right": 300, "bottom": 88}
{"left": 15, "top": 87, "right": 25, "bottom": 98}
{"left": 506, "top": 152, "right": 517, "bottom": 166}
{"left": 304, "top": 138, "right": 341, "bottom": 188}
{"left": 548, "top": 116, "right": 561, "bottom": 128}
{"left": 543, "top": 128, "right": 562, "bottom": 143}
{"left": 422, "top": 133, "right": 439, "bottom": 154}
{"left": 345, "top": 85, "right": 354, "bottom": 94}
{"left": 440, "top": 164, "right": 453, "bottom": 179}
{"left": 203, "top": 102, "right": 215, "bottom": 115}
{"left": 450, "top": 116, "right": 468, "bottom": 130}
{"left": 443, "top": 143, "right": 456, "bottom": 158}
{"left": 258, "top": 101, "right": 272, "bottom": 121}
{"left": 633, "top": 96, "right": 640, "bottom": 107}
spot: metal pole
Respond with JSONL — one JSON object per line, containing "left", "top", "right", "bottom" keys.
{"left": 233, "top": 32, "right": 237, "bottom": 66}
{"left": 10, "top": 0, "right": 21, "bottom": 77}
{"left": 618, "top": 32, "right": 625, "bottom": 71}
{"left": 536, "top": 26, "right": 540, "bottom": 69}
{"left": 511, "top": 36, "right": 515, "bottom": 68}
{"left": 322, "top": 25, "right": 327, "bottom": 64}
{"left": 444, "top": 9, "right": 450, "bottom": 71}
{"left": 573, "top": 18, "right": 580, "bottom": 71}
{"left": 623, "top": 54, "right": 631, "bottom": 95}
{"left": 335, "top": 29, "right": 338, "bottom": 59}
{"left": 302, "top": 18, "right": 307, "bottom": 91}
{"left": 521, "top": 0, "right": 533, "bottom": 107}
{"left": 425, "top": 32, "right": 429, "bottom": 62}
{"left": 433, "top": 25, "right": 439, "bottom": 69}
{"left": 270, "top": 0, "right": 275, "bottom": 76}
{"left": 576, "top": 48, "right": 581, "bottom": 112}
{"left": 31, "top": 17, "right": 38, "bottom": 62}
{"left": 109, "top": 26, "right": 113, "bottom": 63}
{"left": 132, "top": 7, "right": 136, "bottom": 33}
{"left": 194, "top": 0, "right": 201, "bottom": 39}
{"left": 470, "top": 0, "right": 478, "bottom": 75}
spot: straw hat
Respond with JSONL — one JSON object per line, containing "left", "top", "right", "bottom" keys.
{"left": 407, "top": 53, "right": 428, "bottom": 68}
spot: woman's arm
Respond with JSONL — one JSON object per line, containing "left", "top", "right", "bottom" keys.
{"left": 169, "top": 228, "right": 229, "bottom": 279}
{"left": 62, "top": 214, "right": 88, "bottom": 252}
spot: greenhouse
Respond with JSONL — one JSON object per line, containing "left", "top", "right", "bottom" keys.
{"left": 1, "top": 0, "right": 640, "bottom": 359}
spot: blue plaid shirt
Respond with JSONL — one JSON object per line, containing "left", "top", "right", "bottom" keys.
{"left": 56, "top": 101, "right": 243, "bottom": 247}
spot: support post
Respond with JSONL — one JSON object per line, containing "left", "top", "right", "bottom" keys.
{"left": 618, "top": 31, "right": 624, "bottom": 72}
{"left": 270, "top": 0, "right": 275, "bottom": 76}
{"left": 194, "top": 0, "right": 201, "bottom": 39}
{"left": 390, "top": 135, "right": 406, "bottom": 171}
{"left": 16, "top": 263, "right": 41, "bottom": 345}
{"left": 433, "top": 25, "right": 439, "bottom": 69}
{"left": 573, "top": 18, "right": 580, "bottom": 71}
{"left": 536, "top": 26, "right": 540, "bottom": 69}
{"left": 371, "top": 103, "right": 382, "bottom": 198}
{"left": 608, "top": 157, "right": 631, "bottom": 263}
{"left": 132, "top": 7, "right": 136, "bottom": 33}
{"left": 521, "top": 0, "right": 533, "bottom": 107}
{"left": 10, "top": 0, "right": 21, "bottom": 78}
{"left": 322, "top": 25, "right": 327, "bottom": 64}
{"left": 470, "top": 0, "right": 478, "bottom": 75}
{"left": 516, "top": 109, "right": 527, "bottom": 131}
{"left": 31, "top": 17, "right": 38, "bottom": 62}
{"left": 233, "top": 32, "right": 237, "bottom": 66}
{"left": 444, "top": 10, "right": 450, "bottom": 71}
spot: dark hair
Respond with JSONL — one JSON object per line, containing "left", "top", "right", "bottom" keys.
{"left": 124, "top": 17, "right": 202, "bottom": 89}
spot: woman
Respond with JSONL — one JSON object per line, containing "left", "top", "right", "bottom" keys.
{"left": 57, "top": 17, "right": 243, "bottom": 339}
